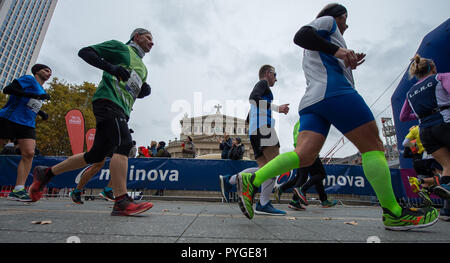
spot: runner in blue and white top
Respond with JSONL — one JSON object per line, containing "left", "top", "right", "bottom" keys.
{"left": 233, "top": 4, "right": 440, "bottom": 231}
{"left": 0, "top": 64, "right": 52, "bottom": 202}
{"left": 0, "top": 74, "right": 49, "bottom": 129}
{"left": 297, "top": 13, "right": 355, "bottom": 112}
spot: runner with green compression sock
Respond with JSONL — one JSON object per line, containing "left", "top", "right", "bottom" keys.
{"left": 236, "top": 3, "right": 439, "bottom": 230}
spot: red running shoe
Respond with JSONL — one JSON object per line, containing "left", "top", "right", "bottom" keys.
{"left": 29, "top": 166, "right": 53, "bottom": 202}
{"left": 111, "top": 195, "right": 154, "bottom": 216}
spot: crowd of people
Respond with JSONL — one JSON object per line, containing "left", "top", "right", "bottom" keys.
{"left": 0, "top": 3, "right": 449, "bottom": 232}
{"left": 219, "top": 133, "right": 245, "bottom": 160}
{"left": 136, "top": 141, "right": 171, "bottom": 158}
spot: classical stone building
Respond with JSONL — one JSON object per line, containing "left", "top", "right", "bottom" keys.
{"left": 167, "top": 107, "right": 255, "bottom": 160}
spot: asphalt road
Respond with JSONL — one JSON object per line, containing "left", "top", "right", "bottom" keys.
{"left": 1, "top": 197, "right": 449, "bottom": 244}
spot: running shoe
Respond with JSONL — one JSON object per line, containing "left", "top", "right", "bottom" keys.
{"left": 409, "top": 177, "right": 421, "bottom": 194}
{"left": 321, "top": 200, "right": 338, "bottom": 208}
{"left": 236, "top": 172, "right": 257, "bottom": 220}
{"left": 382, "top": 206, "right": 439, "bottom": 231}
{"left": 255, "top": 201, "right": 287, "bottom": 216}
{"left": 219, "top": 175, "right": 233, "bottom": 203}
{"left": 432, "top": 184, "right": 450, "bottom": 200}
{"left": 418, "top": 188, "right": 433, "bottom": 207}
{"left": 99, "top": 188, "right": 115, "bottom": 202}
{"left": 29, "top": 166, "right": 53, "bottom": 202}
{"left": 273, "top": 185, "right": 283, "bottom": 203}
{"left": 111, "top": 195, "right": 154, "bottom": 216}
{"left": 288, "top": 200, "right": 306, "bottom": 211}
{"left": 69, "top": 189, "right": 84, "bottom": 205}
{"left": 293, "top": 187, "right": 308, "bottom": 206}
{"left": 7, "top": 189, "right": 33, "bottom": 202}
{"left": 440, "top": 208, "right": 450, "bottom": 221}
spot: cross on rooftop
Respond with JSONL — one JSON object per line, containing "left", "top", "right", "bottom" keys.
{"left": 214, "top": 104, "right": 222, "bottom": 114}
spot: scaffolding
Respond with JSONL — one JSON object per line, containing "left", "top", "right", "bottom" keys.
{"left": 381, "top": 117, "right": 398, "bottom": 161}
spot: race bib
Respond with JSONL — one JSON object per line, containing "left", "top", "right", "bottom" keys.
{"left": 27, "top": 98, "right": 43, "bottom": 114}
{"left": 125, "top": 70, "right": 143, "bottom": 100}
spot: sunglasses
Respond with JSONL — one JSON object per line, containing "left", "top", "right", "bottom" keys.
{"left": 270, "top": 71, "right": 277, "bottom": 78}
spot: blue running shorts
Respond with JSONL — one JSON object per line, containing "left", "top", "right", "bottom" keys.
{"left": 298, "top": 92, "right": 375, "bottom": 137}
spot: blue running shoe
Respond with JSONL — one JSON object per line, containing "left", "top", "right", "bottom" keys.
{"left": 255, "top": 201, "right": 287, "bottom": 216}
{"left": 99, "top": 188, "right": 115, "bottom": 202}
{"left": 440, "top": 208, "right": 450, "bottom": 221}
{"left": 219, "top": 175, "right": 233, "bottom": 203}
{"left": 69, "top": 189, "right": 84, "bottom": 205}
{"left": 7, "top": 189, "right": 33, "bottom": 202}
{"left": 288, "top": 200, "right": 306, "bottom": 211}
{"left": 321, "top": 200, "right": 338, "bottom": 208}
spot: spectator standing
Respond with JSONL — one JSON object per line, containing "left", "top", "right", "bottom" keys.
{"left": 154, "top": 141, "right": 170, "bottom": 196}
{"left": 1, "top": 140, "right": 17, "bottom": 155}
{"left": 149, "top": 141, "right": 158, "bottom": 157}
{"left": 228, "top": 137, "right": 245, "bottom": 160}
{"left": 156, "top": 141, "right": 171, "bottom": 158}
{"left": 182, "top": 136, "right": 197, "bottom": 158}
{"left": 219, "top": 133, "right": 233, "bottom": 159}
{"left": 137, "top": 146, "right": 150, "bottom": 158}
{"left": 129, "top": 141, "right": 137, "bottom": 158}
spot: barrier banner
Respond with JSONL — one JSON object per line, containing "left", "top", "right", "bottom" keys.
{"left": 275, "top": 165, "right": 405, "bottom": 198}
{"left": 0, "top": 156, "right": 407, "bottom": 198}
{"left": 65, "top": 109, "right": 85, "bottom": 155}
{"left": 85, "top": 129, "right": 96, "bottom": 152}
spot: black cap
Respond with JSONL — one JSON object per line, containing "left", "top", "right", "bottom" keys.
{"left": 31, "top": 64, "right": 51, "bottom": 75}
{"left": 317, "top": 4, "right": 347, "bottom": 18}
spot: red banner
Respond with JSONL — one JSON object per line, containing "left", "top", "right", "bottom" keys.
{"left": 65, "top": 109, "right": 85, "bottom": 155}
{"left": 85, "top": 129, "right": 96, "bottom": 152}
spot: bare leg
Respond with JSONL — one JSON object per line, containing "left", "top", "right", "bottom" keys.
{"left": 76, "top": 159, "right": 106, "bottom": 191}
{"left": 294, "top": 131, "right": 326, "bottom": 167}
{"left": 344, "top": 121, "right": 384, "bottom": 153}
{"left": 16, "top": 139, "right": 35, "bottom": 186}
{"left": 109, "top": 153, "right": 128, "bottom": 197}
{"left": 432, "top": 147, "right": 450, "bottom": 179}
{"left": 51, "top": 153, "right": 88, "bottom": 176}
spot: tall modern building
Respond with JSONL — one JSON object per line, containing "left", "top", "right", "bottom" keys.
{"left": 0, "top": 0, "right": 58, "bottom": 89}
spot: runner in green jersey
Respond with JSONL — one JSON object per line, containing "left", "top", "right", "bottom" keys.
{"left": 90, "top": 39, "right": 148, "bottom": 117}
{"left": 29, "top": 28, "right": 155, "bottom": 216}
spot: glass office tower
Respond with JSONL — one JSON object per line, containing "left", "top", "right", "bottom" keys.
{"left": 0, "top": 0, "right": 58, "bottom": 89}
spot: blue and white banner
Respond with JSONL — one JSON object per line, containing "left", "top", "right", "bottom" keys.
{"left": 0, "top": 156, "right": 406, "bottom": 197}
{"left": 275, "top": 165, "right": 406, "bottom": 198}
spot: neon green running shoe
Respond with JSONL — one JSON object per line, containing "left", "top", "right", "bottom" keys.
{"left": 236, "top": 172, "right": 257, "bottom": 220}
{"left": 383, "top": 206, "right": 439, "bottom": 231}
{"left": 273, "top": 185, "right": 283, "bottom": 204}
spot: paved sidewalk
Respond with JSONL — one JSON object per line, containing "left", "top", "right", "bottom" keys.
{"left": 0, "top": 198, "right": 448, "bottom": 243}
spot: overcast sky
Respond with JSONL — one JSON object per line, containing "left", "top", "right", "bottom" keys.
{"left": 37, "top": 0, "right": 450, "bottom": 158}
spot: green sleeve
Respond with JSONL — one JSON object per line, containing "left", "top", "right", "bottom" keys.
{"left": 90, "top": 40, "right": 130, "bottom": 66}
